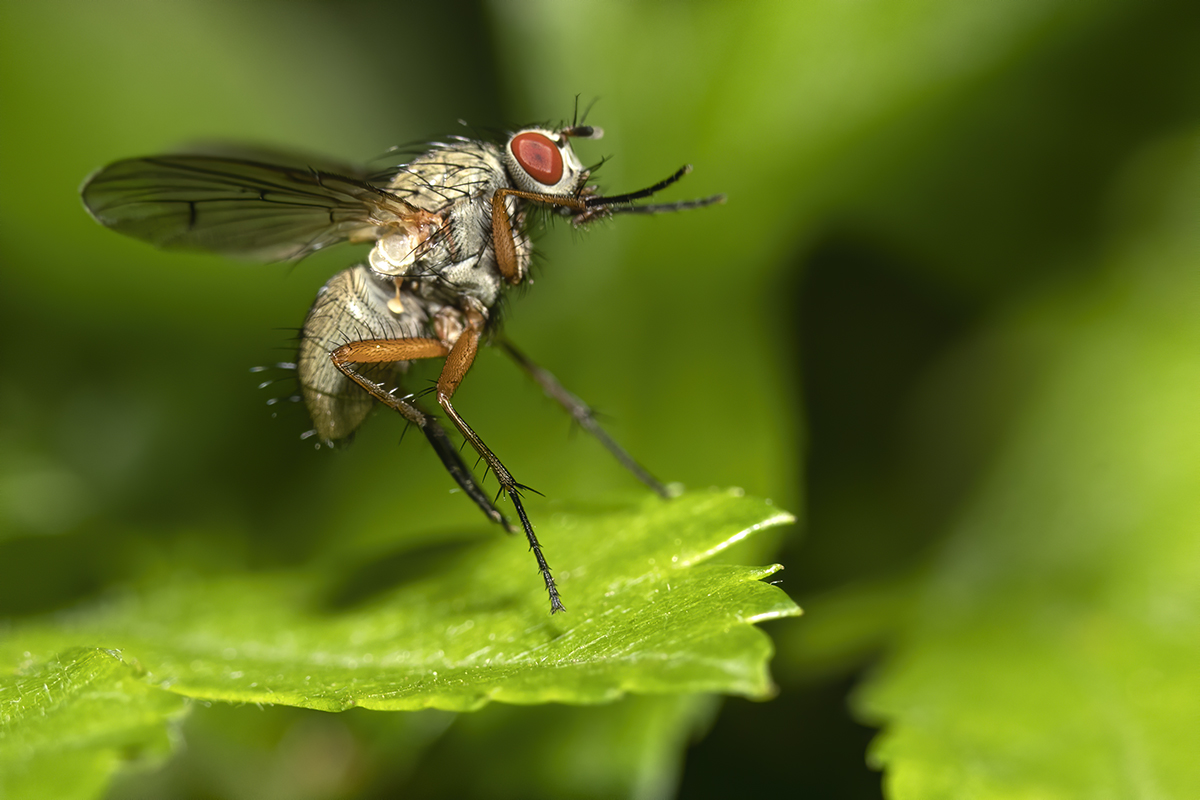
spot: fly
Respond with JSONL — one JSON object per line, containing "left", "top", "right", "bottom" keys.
{"left": 81, "top": 118, "right": 724, "bottom": 613}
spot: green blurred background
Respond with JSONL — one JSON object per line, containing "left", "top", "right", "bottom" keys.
{"left": 4, "top": 0, "right": 1200, "bottom": 797}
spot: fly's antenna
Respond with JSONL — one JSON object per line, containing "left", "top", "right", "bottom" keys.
{"left": 583, "top": 165, "right": 726, "bottom": 214}
{"left": 607, "top": 194, "right": 727, "bottom": 215}
{"left": 585, "top": 165, "right": 691, "bottom": 207}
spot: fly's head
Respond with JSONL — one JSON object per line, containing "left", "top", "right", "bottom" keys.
{"left": 502, "top": 125, "right": 602, "bottom": 198}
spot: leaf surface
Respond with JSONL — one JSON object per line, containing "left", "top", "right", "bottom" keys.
{"left": 3, "top": 492, "right": 796, "bottom": 714}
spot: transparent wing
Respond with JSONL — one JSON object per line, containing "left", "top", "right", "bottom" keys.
{"left": 81, "top": 150, "right": 418, "bottom": 262}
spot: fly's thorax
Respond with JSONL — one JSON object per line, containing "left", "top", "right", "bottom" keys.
{"left": 386, "top": 139, "right": 509, "bottom": 214}
{"left": 365, "top": 138, "right": 518, "bottom": 309}
{"left": 368, "top": 225, "right": 506, "bottom": 312}
{"left": 419, "top": 252, "right": 504, "bottom": 310}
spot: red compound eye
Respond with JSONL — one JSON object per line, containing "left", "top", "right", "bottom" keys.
{"left": 510, "top": 132, "right": 563, "bottom": 186}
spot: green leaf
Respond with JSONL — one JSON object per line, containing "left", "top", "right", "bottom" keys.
{"left": 3, "top": 492, "right": 796, "bottom": 716}
{"left": 855, "top": 134, "right": 1200, "bottom": 799}
{"left": 0, "top": 648, "right": 187, "bottom": 800}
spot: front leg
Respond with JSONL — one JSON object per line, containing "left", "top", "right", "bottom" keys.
{"left": 500, "top": 339, "right": 669, "bottom": 498}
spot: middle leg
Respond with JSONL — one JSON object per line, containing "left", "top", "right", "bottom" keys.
{"left": 330, "top": 336, "right": 512, "bottom": 532}
{"left": 436, "top": 310, "right": 565, "bottom": 613}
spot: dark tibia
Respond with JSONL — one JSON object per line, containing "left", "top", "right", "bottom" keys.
{"left": 501, "top": 340, "right": 669, "bottom": 498}
{"left": 422, "top": 418, "right": 514, "bottom": 533}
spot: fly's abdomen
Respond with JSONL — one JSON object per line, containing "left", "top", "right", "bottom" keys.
{"left": 298, "top": 265, "right": 427, "bottom": 441}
